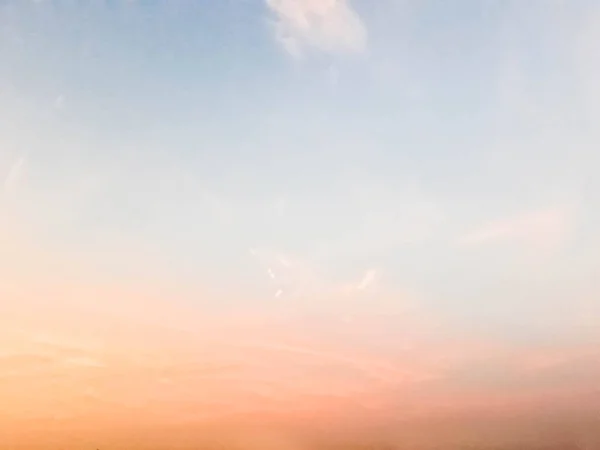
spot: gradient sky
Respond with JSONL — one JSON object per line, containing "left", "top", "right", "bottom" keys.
{"left": 1, "top": 0, "right": 600, "bottom": 448}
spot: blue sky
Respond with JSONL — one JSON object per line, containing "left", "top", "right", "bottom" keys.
{"left": 2, "top": 0, "right": 599, "bottom": 329}
{"left": 1, "top": 1, "right": 600, "bottom": 442}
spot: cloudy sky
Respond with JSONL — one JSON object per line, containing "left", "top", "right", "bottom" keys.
{"left": 1, "top": 0, "right": 600, "bottom": 448}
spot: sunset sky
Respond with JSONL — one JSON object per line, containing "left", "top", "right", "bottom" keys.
{"left": 1, "top": 0, "right": 600, "bottom": 448}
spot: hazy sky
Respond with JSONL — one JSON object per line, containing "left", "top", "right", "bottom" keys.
{"left": 1, "top": 0, "right": 600, "bottom": 448}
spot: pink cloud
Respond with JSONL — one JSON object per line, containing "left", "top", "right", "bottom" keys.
{"left": 456, "top": 205, "right": 576, "bottom": 251}
{"left": 266, "top": 0, "right": 367, "bottom": 58}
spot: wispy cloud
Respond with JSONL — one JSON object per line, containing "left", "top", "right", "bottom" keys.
{"left": 2, "top": 156, "right": 25, "bottom": 197}
{"left": 249, "top": 247, "right": 323, "bottom": 299}
{"left": 456, "top": 206, "right": 575, "bottom": 251}
{"left": 355, "top": 268, "right": 377, "bottom": 291}
{"left": 249, "top": 247, "right": 385, "bottom": 302}
{"left": 266, "top": 0, "right": 367, "bottom": 58}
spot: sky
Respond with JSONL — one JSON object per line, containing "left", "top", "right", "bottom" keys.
{"left": 1, "top": 0, "right": 600, "bottom": 448}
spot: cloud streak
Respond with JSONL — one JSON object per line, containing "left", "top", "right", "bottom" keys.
{"left": 2, "top": 156, "right": 25, "bottom": 197}
{"left": 456, "top": 206, "right": 575, "bottom": 251}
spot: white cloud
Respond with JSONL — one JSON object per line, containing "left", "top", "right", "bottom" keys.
{"left": 266, "top": 0, "right": 367, "bottom": 58}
